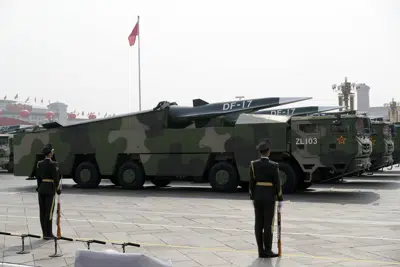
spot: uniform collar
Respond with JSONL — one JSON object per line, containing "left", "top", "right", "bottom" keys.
{"left": 261, "top": 156, "right": 269, "bottom": 159}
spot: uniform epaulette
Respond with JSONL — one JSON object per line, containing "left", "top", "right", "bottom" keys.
{"left": 270, "top": 160, "right": 278, "bottom": 166}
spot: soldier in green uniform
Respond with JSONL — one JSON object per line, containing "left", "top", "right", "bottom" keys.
{"left": 249, "top": 140, "right": 283, "bottom": 258}
{"left": 36, "top": 144, "right": 61, "bottom": 239}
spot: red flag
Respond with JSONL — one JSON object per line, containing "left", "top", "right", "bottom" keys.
{"left": 128, "top": 21, "right": 139, "bottom": 46}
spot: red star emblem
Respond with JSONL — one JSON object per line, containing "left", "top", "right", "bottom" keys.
{"left": 370, "top": 136, "right": 375, "bottom": 144}
{"left": 337, "top": 136, "right": 345, "bottom": 144}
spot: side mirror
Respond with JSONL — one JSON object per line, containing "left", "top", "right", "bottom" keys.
{"left": 371, "top": 129, "right": 377, "bottom": 136}
{"left": 332, "top": 120, "right": 342, "bottom": 126}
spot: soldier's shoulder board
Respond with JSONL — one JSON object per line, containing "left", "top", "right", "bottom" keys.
{"left": 270, "top": 160, "right": 279, "bottom": 166}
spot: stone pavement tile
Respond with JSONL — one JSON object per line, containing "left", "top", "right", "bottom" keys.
{"left": 115, "top": 222, "right": 141, "bottom": 229}
{"left": 219, "top": 240, "right": 255, "bottom": 251}
{"left": 99, "top": 213, "right": 126, "bottom": 221}
{"left": 372, "top": 249, "right": 400, "bottom": 262}
{"left": 140, "top": 215, "right": 175, "bottom": 224}
{"left": 294, "top": 245, "right": 337, "bottom": 256}
{"left": 352, "top": 238, "right": 398, "bottom": 247}
{"left": 129, "top": 228, "right": 172, "bottom": 236}
{"left": 288, "top": 237, "right": 332, "bottom": 246}
{"left": 318, "top": 241, "right": 361, "bottom": 250}
{"left": 192, "top": 228, "right": 234, "bottom": 237}
{"left": 356, "top": 243, "right": 400, "bottom": 253}
{"left": 56, "top": 241, "right": 86, "bottom": 255}
{"left": 1, "top": 252, "right": 34, "bottom": 265}
{"left": 63, "top": 256, "right": 75, "bottom": 266}
{"left": 288, "top": 255, "right": 351, "bottom": 266}
{"left": 331, "top": 247, "right": 396, "bottom": 262}
{"left": 178, "top": 249, "right": 232, "bottom": 266}
{"left": 102, "top": 231, "right": 130, "bottom": 242}
{"left": 146, "top": 246, "right": 192, "bottom": 262}
{"left": 214, "top": 251, "right": 258, "bottom": 266}
{"left": 335, "top": 260, "right": 399, "bottom": 267}
{"left": 165, "top": 260, "right": 202, "bottom": 267}
{"left": 136, "top": 224, "right": 170, "bottom": 232}
{"left": 34, "top": 257, "right": 68, "bottom": 267}
{"left": 127, "top": 233, "right": 165, "bottom": 244}
{"left": 88, "top": 221, "right": 118, "bottom": 229}
{"left": 167, "top": 217, "right": 203, "bottom": 226}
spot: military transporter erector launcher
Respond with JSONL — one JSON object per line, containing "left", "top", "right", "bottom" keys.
{"left": 369, "top": 118, "right": 395, "bottom": 171}
{"left": 392, "top": 123, "right": 400, "bottom": 166}
{"left": 13, "top": 96, "right": 321, "bottom": 194}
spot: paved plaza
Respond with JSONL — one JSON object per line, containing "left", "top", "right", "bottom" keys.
{"left": 0, "top": 167, "right": 399, "bottom": 267}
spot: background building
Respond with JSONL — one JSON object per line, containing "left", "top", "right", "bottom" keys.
{"left": 355, "top": 83, "right": 392, "bottom": 120}
{"left": 0, "top": 98, "right": 102, "bottom": 126}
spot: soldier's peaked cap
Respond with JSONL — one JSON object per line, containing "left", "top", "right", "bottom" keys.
{"left": 42, "top": 144, "right": 54, "bottom": 155}
{"left": 256, "top": 139, "right": 271, "bottom": 151}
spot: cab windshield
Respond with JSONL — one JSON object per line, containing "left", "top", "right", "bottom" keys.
{"left": 0, "top": 137, "right": 8, "bottom": 146}
{"left": 383, "top": 124, "right": 392, "bottom": 138}
{"left": 356, "top": 117, "right": 371, "bottom": 136}
{"left": 390, "top": 124, "right": 397, "bottom": 137}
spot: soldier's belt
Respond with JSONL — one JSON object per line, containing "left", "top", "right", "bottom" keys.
{"left": 256, "top": 182, "right": 273, "bottom": 186}
{"left": 42, "top": 179, "right": 54, "bottom": 183}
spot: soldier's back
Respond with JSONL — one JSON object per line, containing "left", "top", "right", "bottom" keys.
{"left": 252, "top": 158, "right": 278, "bottom": 202}
{"left": 37, "top": 159, "right": 57, "bottom": 195}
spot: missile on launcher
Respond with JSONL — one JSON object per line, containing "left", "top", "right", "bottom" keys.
{"left": 255, "top": 106, "right": 343, "bottom": 116}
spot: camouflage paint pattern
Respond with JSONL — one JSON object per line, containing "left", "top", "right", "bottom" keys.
{"left": 392, "top": 124, "right": 400, "bottom": 165}
{"left": 288, "top": 113, "right": 372, "bottom": 180}
{"left": 369, "top": 121, "right": 394, "bottom": 170}
{"left": 13, "top": 108, "right": 372, "bottom": 186}
{"left": 0, "top": 134, "right": 11, "bottom": 169}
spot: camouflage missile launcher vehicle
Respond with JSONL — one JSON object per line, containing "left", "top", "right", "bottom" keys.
{"left": 392, "top": 123, "right": 400, "bottom": 165}
{"left": 13, "top": 96, "right": 318, "bottom": 193}
{"left": 369, "top": 118, "right": 394, "bottom": 171}
{"left": 12, "top": 98, "right": 373, "bottom": 193}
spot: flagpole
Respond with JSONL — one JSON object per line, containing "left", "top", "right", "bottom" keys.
{"left": 137, "top": 15, "right": 142, "bottom": 111}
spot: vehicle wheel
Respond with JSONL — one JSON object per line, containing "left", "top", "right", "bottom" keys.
{"left": 109, "top": 177, "right": 120, "bottom": 186}
{"left": 278, "top": 162, "right": 298, "bottom": 194}
{"left": 208, "top": 162, "right": 239, "bottom": 192}
{"left": 74, "top": 162, "right": 101, "bottom": 188}
{"left": 298, "top": 181, "right": 312, "bottom": 190}
{"left": 239, "top": 181, "right": 249, "bottom": 190}
{"left": 7, "top": 162, "right": 13, "bottom": 173}
{"left": 117, "top": 161, "right": 146, "bottom": 189}
{"left": 151, "top": 178, "right": 171, "bottom": 187}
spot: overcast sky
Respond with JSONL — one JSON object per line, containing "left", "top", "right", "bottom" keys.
{"left": 1, "top": 0, "right": 399, "bottom": 116}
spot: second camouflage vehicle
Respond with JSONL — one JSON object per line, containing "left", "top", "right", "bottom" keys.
{"left": 369, "top": 118, "right": 394, "bottom": 171}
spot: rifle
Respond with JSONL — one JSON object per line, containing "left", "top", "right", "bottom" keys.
{"left": 56, "top": 175, "right": 62, "bottom": 238}
{"left": 277, "top": 204, "right": 282, "bottom": 256}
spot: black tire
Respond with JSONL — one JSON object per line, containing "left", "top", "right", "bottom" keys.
{"left": 7, "top": 162, "right": 13, "bottom": 173}
{"left": 278, "top": 162, "right": 298, "bottom": 194}
{"left": 117, "top": 161, "right": 146, "bottom": 189}
{"left": 151, "top": 178, "right": 171, "bottom": 187}
{"left": 74, "top": 162, "right": 101, "bottom": 188}
{"left": 298, "top": 181, "right": 312, "bottom": 190}
{"left": 239, "top": 181, "right": 249, "bottom": 190}
{"left": 109, "top": 177, "right": 120, "bottom": 186}
{"left": 208, "top": 162, "right": 239, "bottom": 192}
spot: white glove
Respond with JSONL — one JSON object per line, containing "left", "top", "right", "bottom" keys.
{"left": 278, "top": 202, "right": 283, "bottom": 210}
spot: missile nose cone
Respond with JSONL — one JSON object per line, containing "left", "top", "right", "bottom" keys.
{"left": 278, "top": 97, "right": 312, "bottom": 105}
